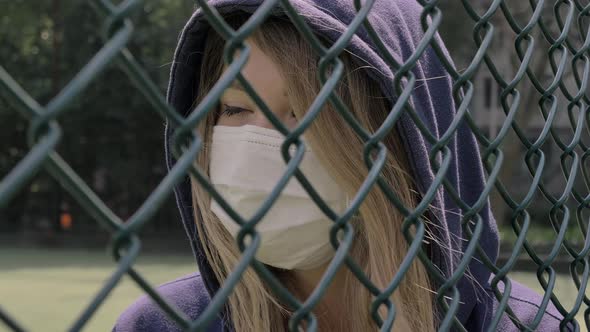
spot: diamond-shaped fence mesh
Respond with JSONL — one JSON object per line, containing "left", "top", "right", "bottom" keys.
{"left": 1, "top": 0, "right": 590, "bottom": 331}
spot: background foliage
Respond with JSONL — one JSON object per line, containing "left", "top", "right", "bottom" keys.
{"left": 0, "top": 0, "right": 194, "bottom": 240}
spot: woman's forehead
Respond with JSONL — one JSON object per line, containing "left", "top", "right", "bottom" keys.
{"left": 221, "top": 38, "right": 287, "bottom": 100}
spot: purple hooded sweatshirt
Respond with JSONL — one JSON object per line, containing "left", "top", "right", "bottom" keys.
{"left": 114, "top": 0, "right": 579, "bottom": 331}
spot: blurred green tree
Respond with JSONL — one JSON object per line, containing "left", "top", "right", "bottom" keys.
{"left": 0, "top": 0, "right": 194, "bottom": 236}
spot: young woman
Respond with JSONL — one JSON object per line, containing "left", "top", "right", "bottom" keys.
{"left": 115, "top": 1, "right": 575, "bottom": 331}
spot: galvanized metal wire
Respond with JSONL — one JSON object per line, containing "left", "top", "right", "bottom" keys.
{"left": 1, "top": 0, "right": 589, "bottom": 331}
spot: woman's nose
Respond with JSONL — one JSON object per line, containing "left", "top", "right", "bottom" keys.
{"left": 250, "top": 109, "right": 295, "bottom": 130}
{"left": 249, "top": 114, "right": 274, "bottom": 130}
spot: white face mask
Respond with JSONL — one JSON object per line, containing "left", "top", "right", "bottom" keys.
{"left": 209, "top": 124, "right": 348, "bottom": 270}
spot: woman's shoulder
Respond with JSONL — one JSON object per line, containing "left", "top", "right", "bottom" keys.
{"left": 470, "top": 276, "right": 579, "bottom": 331}
{"left": 112, "top": 272, "right": 223, "bottom": 332}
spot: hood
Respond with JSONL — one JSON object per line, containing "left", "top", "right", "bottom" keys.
{"left": 164, "top": 0, "right": 499, "bottom": 329}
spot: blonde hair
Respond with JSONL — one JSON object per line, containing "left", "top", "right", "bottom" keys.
{"left": 189, "top": 14, "right": 436, "bottom": 331}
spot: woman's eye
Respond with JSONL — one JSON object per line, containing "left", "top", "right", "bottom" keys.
{"left": 221, "top": 104, "right": 250, "bottom": 117}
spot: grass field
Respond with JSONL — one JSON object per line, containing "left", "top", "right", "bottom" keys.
{"left": 0, "top": 248, "right": 587, "bottom": 331}
{"left": 0, "top": 248, "right": 196, "bottom": 332}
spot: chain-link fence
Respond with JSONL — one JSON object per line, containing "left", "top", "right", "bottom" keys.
{"left": 1, "top": 0, "right": 590, "bottom": 331}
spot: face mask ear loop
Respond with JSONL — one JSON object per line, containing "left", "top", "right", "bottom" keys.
{"left": 334, "top": 193, "right": 354, "bottom": 243}
{"left": 344, "top": 193, "right": 351, "bottom": 210}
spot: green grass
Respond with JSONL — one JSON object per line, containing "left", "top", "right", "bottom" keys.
{"left": 0, "top": 248, "right": 196, "bottom": 332}
{"left": 0, "top": 249, "right": 587, "bottom": 331}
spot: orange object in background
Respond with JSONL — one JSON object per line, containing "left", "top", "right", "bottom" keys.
{"left": 60, "top": 212, "right": 73, "bottom": 230}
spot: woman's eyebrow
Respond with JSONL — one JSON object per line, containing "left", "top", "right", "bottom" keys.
{"left": 227, "top": 81, "right": 245, "bottom": 92}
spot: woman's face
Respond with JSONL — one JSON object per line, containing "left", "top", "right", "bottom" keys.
{"left": 216, "top": 38, "right": 297, "bottom": 129}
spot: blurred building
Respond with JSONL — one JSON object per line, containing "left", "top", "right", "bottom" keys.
{"left": 469, "top": 2, "right": 589, "bottom": 222}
